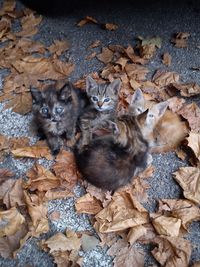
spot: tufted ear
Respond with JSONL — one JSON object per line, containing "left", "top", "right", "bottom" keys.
{"left": 59, "top": 82, "right": 73, "bottom": 101}
{"left": 86, "top": 76, "right": 97, "bottom": 94}
{"left": 108, "top": 79, "right": 121, "bottom": 95}
{"left": 130, "top": 88, "right": 144, "bottom": 105}
{"left": 30, "top": 87, "right": 43, "bottom": 104}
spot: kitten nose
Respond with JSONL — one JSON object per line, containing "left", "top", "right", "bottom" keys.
{"left": 98, "top": 101, "right": 103, "bottom": 107}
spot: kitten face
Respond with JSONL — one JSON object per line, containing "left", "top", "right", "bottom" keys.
{"left": 129, "top": 88, "right": 146, "bottom": 116}
{"left": 31, "top": 84, "right": 73, "bottom": 124}
{"left": 86, "top": 76, "right": 121, "bottom": 112}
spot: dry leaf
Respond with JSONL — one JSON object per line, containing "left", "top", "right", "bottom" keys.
{"left": 95, "top": 191, "right": 148, "bottom": 233}
{"left": 4, "top": 91, "right": 32, "bottom": 114}
{"left": 75, "top": 193, "right": 102, "bottom": 215}
{"left": 151, "top": 236, "right": 191, "bottom": 267}
{"left": 16, "top": 13, "right": 42, "bottom": 37}
{"left": 12, "top": 143, "right": 53, "bottom": 160}
{"left": 171, "top": 32, "right": 190, "bottom": 48}
{"left": 3, "top": 178, "right": 24, "bottom": 209}
{"left": 124, "top": 45, "right": 147, "bottom": 65}
{"left": 24, "top": 191, "right": 49, "bottom": 236}
{"left": 85, "top": 51, "right": 97, "bottom": 60}
{"left": 49, "top": 211, "right": 60, "bottom": 221}
{"left": 127, "top": 225, "right": 147, "bottom": 244}
{"left": 177, "top": 103, "right": 200, "bottom": 133}
{"left": 77, "top": 16, "right": 98, "bottom": 27}
{"left": 125, "top": 63, "right": 149, "bottom": 81}
{"left": 138, "top": 36, "right": 162, "bottom": 60}
{"left": 81, "top": 234, "right": 100, "bottom": 252}
{"left": 173, "top": 167, "right": 200, "bottom": 204}
{"left": 186, "top": 132, "right": 200, "bottom": 162}
{"left": 153, "top": 70, "right": 179, "bottom": 87}
{"left": 88, "top": 40, "right": 101, "bottom": 49}
{"left": 53, "top": 150, "right": 78, "bottom": 187}
{"left": 157, "top": 199, "right": 200, "bottom": 230}
{"left": 104, "top": 23, "right": 118, "bottom": 31}
{"left": 171, "top": 82, "right": 200, "bottom": 97}
{"left": 0, "top": 207, "right": 25, "bottom": 237}
{"left": 26, "top": 163, "right": 60, "bottom": 192}
{"left": 151, "top": 214, "right": 181, "bottom": 236}
{"left": 162, "top": 52, "right": 172, "bottom": 66}
{"left": 96, "top": 47, "right": 114, "bottom": 64}
{"left": 0, "top": 0, "right": 16, "bottom": 16}
{"left": 48, "top": 40, "right": 69, "bottom": 56}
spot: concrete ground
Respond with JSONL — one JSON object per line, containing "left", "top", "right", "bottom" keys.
{"left": 0, "top": 0, "right": 200, "bottom": 266}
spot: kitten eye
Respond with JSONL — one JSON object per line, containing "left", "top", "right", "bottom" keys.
{"left": 148, "top": 113, "right": 154, "bottom": 118}
{"left": 104, "top": 97, "right": 110, "bottom": 103}
{"left": 136, "top": 108, "right": 142, "bottom": 113}
{"left": 41, "top": 107, "right": 48, "bottom": 114}
{"left": 92, "top": 96, "right": 98, "bottom": 102}
{"left": 67, "top": 96, "right": 72, "bottom": 102}
{"left": 56, "top": 107, "right": 64, "bottom": 114}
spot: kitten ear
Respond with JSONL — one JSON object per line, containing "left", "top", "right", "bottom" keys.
{"left": 153, "top": 101, "right": 168, "bottom": 118}
{"left": 86, "top": 76, "right": 97, "bottom": 94}
{"left": 108, "top": 79, "right": 121, "bottom": 95}
{"left": 59, "top": 82, "right": 73, "bottom": 100}
{"left": 131, "top": 88, "right": 144, "bottom": 105}
{"left": 30, "top": 87, "right": 42, "bottom": 103}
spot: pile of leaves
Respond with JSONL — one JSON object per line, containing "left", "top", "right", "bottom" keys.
{"left": 0, "top": 2, "right": 200, "bottom": 267}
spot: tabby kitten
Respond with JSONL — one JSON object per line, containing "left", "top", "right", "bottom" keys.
{"left": 31, "top": 82, "right": 87, "bottom": 155}
{"left": 75, "top": 113, "right": 149, "bottom": 191}
{"left": 78, "top": 76, "right": 121, "bottom": 148}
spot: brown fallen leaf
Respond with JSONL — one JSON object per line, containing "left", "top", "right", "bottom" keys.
{"left": 77, "top": 16, "right": 98, "bottom": 27}
{"left": 138, "top": 36, "right": 162, "bottom": 60}
{"left": 53, "top": 150, "right": 78, "bottom": 188}
{"left": 171, "top": 82, "right": 200, "bottom": 97}
{"left": 125, "top": 63, "right": 149, "bottom": 81}
{"left": 152, "top": 70, "right": 180, "bottom": 87}
{"left": 12, "top": 142, "right": 53, "bottom": 160}
{"left": 108, "top": 239, "right": 144, "bottom": 267}
{"left": 0, "top": 0, "right": 16, "bottom": 16}
{"left": 49, "top": 211, "right": 60, "bottom": 221}
{"left": 24, "top": 191, "right": 49, "bottom": 236}
{"left": 96, "top": 47, "right": 114, "bottom": 64}
{"left": 124, "top": 45, "right": 147, "bottom": 65}
{"left": 103, "top": 23, "right": 118, "bottom": 31}
{"left": 88, "top": 40, "right": 101, "bottom": 49}
{"left": 0, "top": 222, "right": 28, "bottom": 259}
{"left": 3, "top": 178, "right": 24, "bottom": 209}
{"left": 75, "top": 193, "right": 102, "bottom": 215}
{"left": 173, "top": 167, "right": 200, "bottom": 204}
{"left": 85, "top": 51, "right": 97, "bottom": 60}
{"left": 151, "top": 214, "right": 181, "bottom": 236}
{"left": 151, "top": 236, "right": 191, "bottom": 267}
{"left": 177, "top": 102, "right": 200, "bottom": 133}
{"left": 167, "top": 96, "right": 186, "bottom": 113}
{"left": 186, "top": 132, "right": 200, "bottom": 162}
{"left": 171, "top": 32, "right": 190, "bottom": 48}
{"left": 157, "top": 199, "right": 200, "bottom": 230}
{"left": 141, "top": 81, "right": 170, "bottom": 101}
{"left": 95, "top": 191, "right": 149, "bottom": 233}
{"left": 16, "top": 13, "right": 42, "bottom": 37}
{"left": 81, "top": 234, "right": 100, "bottom": 252}
{"left": 48, "top": 40, "right": 69, "bottom": 56}
{"left": 162, "top": 52, "right": 172, "bottom": 66}
{"left": 26, "top": 163, "right": 60, "bottom": 192}
{"left": 0, "top": 207, "right": 25, "bottom": 237}
{"left": 127, "top": 225, "right": 147, "bottom": 244}
{"left": 0, "top": 17, "right": 11, "bottom": 40}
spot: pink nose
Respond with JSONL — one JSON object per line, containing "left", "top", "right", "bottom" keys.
{"left": 98, "top": 101, "right": 103, "bottom": 107}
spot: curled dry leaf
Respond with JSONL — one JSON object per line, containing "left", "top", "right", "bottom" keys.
{"left": 124, "top": 45, "right": 147, "bottom": 65}
{"left": 12, "top": 142, "right": 53, "bottom": 160}
{"left": 138, "top": 36, "right": 162, "bottom": 60}
{"left": 75, "top": 193, "right": 102, "bottom": 215}
{"left": 48, "top": 40, "right": 69, "bottom": 56}
{"left": 0, "top": 207, "right": 25, "bottom": 237}
{"left": 77, "top": 16, "right": 98, "bottom": 27}
{"left": 96, "top": 47, "right": 114, "bottom": 64}
{"left": 172, "top": 82, "right": 200, "bottom": 97}
{"left": 158, "top": 199, "right": 200, "bottom": 230}
{"left": 171, "top": 32, "right": 190, "bottom": 48}
{"left": 127, "top": 225, "right": 147, "bottom": 244}
{"left": 125, "top": 63, "right": 149, "bottom": 81}
{"left": 88, "top": 40, "right": 101, "bottom": 49}
{"left": 53, "top": 150, "right": 78, "bottom": 187}
{"left": 151, "top": 236, "right": 191, "bottom": 267}
{"left": 0, "top": 17, "right": 11, "bottom": 40}
{"left": 173, "top": 167, "right": 200, "bottom": 204}
{"left": 3, "top": 178, "right": 24, "bottom": 209}
{"left": 16, "top": 13, "right": 42, "bottom": 37}
{"left": 186, "top": 132, "right": 200, "bottom": 162}
{"left": 24, "top": 191, "right": 49, "bottom": 236}
{"left": 151, "top": 214, "right": 181, "bottom": 236}
{"left": 0, "top": 0, "right": 16, "bottom": 16}
{"left": 26, "top": 163, "right": 60, "bottom": 192}
{"left": 152, "top": 70, "right": 180, "bottom": 87}
{"left": 94, "top": 191, "right": 148, "bottom": 233}
{"left": 4, "top": 91, "right": 32, "bottom": 114}
{"left": 104, "top": 23, "right": 118, "bottom": 31}
{"left": 162, "top": 52, "right": 172, "bottom": 66}
{"left": 177, "top": 102, "right": 200, "bottom": 133}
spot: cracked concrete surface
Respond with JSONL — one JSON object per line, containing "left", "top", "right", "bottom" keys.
{"left": 0, "top": 0, "right": 200, "bottom": 266}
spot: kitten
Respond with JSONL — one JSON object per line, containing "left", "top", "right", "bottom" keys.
{"left": 75, "top": 114, "right": 149, "bottom": 191}
{"left": 129, "top": 90, "right": 188, "bottom": 152}
{"left": 78, "top": 76, "right": 121, "bottom": 148}
{"left": 31, "top": 82, "right": 87, "bottom": 155}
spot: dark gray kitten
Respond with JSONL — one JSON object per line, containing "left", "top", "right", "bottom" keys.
{"left": 31, "top": 82, "right": 87, "bottom": 155}
{"left": 78, "top": 76, "right": 121, "bottom": 148}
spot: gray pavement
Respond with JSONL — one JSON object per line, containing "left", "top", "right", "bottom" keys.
{"left": 0, "top": 0, "right": 200, "bottom": 266}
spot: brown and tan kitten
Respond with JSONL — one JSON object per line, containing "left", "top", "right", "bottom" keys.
{"left": 75, "top": 113, "right": 149, "bottom": 192}
{"left": 78, "top": 76, "right": 121, "bottom": 148}
{"left": 31, "top": 82, "right": 87, "bottom": 155}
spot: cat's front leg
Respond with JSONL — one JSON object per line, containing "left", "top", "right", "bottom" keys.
{"left": 66, "top": 125, "right": 77, "bottom": 148}
{"left": 46, "top": 133, "right": 63, "bottom": 156}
